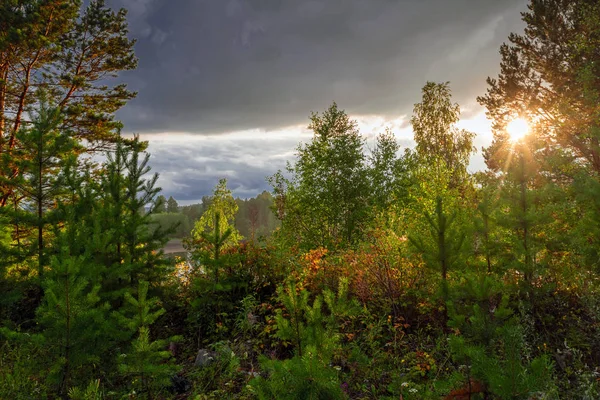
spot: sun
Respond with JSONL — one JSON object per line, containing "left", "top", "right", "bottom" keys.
{"left": 506, "top": 118, "right": 529, "bottom": 142}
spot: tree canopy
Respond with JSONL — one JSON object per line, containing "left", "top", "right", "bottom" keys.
{"left": 478, "top": 0, "right": 600, "bottom": 175}
{"left": 0, "top": 0, "right": 137, "bottom": 207}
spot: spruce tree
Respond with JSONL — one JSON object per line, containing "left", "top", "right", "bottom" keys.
{"left": 166, "top": 196, "right": 179, "bottom": 213}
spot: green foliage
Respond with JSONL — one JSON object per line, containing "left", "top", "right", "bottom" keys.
{"left": 115, "top": 281, "right": 165, "bottom": 333}
{"left": 36, "top": 252, "right": 110, "bottom": 395}
{"left": 0, "top": 124, "right": 175, "bottom": 397}
{"left": 3, "top": 3, "right": 600, "bottom": 397}
{"left": 405, "top": 156, "right": 475, "bottom": 320}
{"left": 411, "top": 81, "right": 475, "bottom": 186}
{"left": 234, "top": 191, "right": 280, "bottom": 240}
{"left": 447, "top": 274, "right": 513, "bottom": 347}
{"left": 270, "top": 103, "right": 375, "bottom": 250}
{"left": 447, "top": 275, "right": 556, "bottom": 399}
{"left": 150, "top": 212, "right": 191, "bottom": 238}
{"left": 155, "top": 195, "right": 167, "bottom": 214}
{"left": 479, "top": 0, "right": 600, "bottom": 175}
{"left": 410, "top": 197, "right": 466, "bottom": 281}
{"left": 186, "top": 181, "right": 250, "bottom": 343}
{"left": 188, "top": 342, "right": 245, "bottom": 397}
{"left": 167, "top": 196, "right": 179, "bottom": 213}
{"left": 0, "top": 337, "right": 48, "bottom": 398}
{"left": 369, "top": 129, "right": 404, "bottom": 213}
{"left": 0, "top": 0, "right": 137, "bottom": 205}
{"left": 188, "top": 268, "right": 249, "bottom": 344}
{"left": 117, "top": 281, "right": 179, "bottom": 398}
{"left": 493, "top": 141, "right": 551, "bottom": 286}
{"left": 118, "top": 326, "right": 177, "bottom": 398}
{"left": 250, "top": 279, "right": 359, "bottom": 399}
{"left": 572, "top": 174, "right": 600, "bottom": 272}
{"left": 472, "top": 173, "right": 504, "bottom": 273}
{"left": 68, "top": 379, "right": 102, "bottom": 400}
{"left": 192, "top": 178, "right": 242, "bottom": 248}
{"left": 449, "top": 325, "right": 555, "bottom": 400}
{"left": 274, "top": 279, "right": 358, "bottom": 358}
{"left": 251, "top": 353, "right": 346, "bottom": 400}
{"left": 0, "top": 97, "right": 79, "bottom": 282}
{"left": 94, "top": 136, "right": 172, "bottom": 302}
{"left": 274, "top": 281, "right": 330, "bottom": 358}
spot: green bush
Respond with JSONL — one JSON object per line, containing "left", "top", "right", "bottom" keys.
{"left": 250, "top": 353, "right": 346, "bottom": 400}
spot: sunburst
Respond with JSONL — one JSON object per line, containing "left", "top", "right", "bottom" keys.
{"left": 506, "top": 118, "right": 529, "bottom": 142}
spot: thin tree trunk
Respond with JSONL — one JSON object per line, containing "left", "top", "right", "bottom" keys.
{"left": 0, "top": 65, "right": 7, "bottom": 147}
{"left": 483, "top": 213, "right": 492, "bottom": 274}
{"left": 520, "top": 156, "right": 531, "bottom": 283}
{"left": 63, "top": 265, "right": 72, "bottom": 397}
{"left": 37, "top": 134, "right": 44, "bottom": 281}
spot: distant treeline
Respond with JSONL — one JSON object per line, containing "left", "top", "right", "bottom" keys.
{"left": 150, "top": 192, "right": 279, "bottom": 240}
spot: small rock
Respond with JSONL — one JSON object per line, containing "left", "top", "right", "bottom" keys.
{"left": 194, "top": 348, "right": 217, "bottom": 367}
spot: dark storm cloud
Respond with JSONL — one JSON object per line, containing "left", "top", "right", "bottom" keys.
{"left": 110, "top": 0, "right": 527, "bottom": 134}
{"left": 140, "top": 126, "right": 415, "bottom": 201}
{"left": 141, "top": 131, "right": 310, "bottom": 201}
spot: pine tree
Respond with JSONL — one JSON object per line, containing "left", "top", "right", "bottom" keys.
{"left": 472, "top": 172, "right": 503, "bottom": 274}
{"left": 0, "top": 0, "right": 137, "bottom": 207}
{"left": 0, "top": 98, "right": 79, "bottom": 284}
{"left": 116, "top": 281, "right": 179, "bottom": 398}
{"left": 94, "top": 136, "right": 172, "bottom": 303}
{"left": 493, "top": 140, "right": 550, "bottom": 289}
{"left": 188, "top": 207, "right": 244, "bottom": 345}
{"left": 572, "top": 174, "right": 600, "bottom": 272}
{"left": 36, "top": 252, "right": 110, "bottom": 396}
{"left": 407, "top": 164, "right": 469, "bottom": 308}
{"left": 251, "top": 279, "right": 356, "bottom": 400}
{"left": 197, "top": 212, "right": 233, "bottom": 284}
{"left": 479, "top": 0, "right": 600, "bottom": 175}
{"left": 446, "top": 275, "right": 555, "bottom": 399}
{"left": 409, "top": 196, "right": 466, "bottom": 306}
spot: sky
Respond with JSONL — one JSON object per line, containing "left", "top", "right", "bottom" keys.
{"left": 107, "top": 0, "right": 528, "bottom": 205}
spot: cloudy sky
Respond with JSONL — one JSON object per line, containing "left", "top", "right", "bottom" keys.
{"left": 107, "top": 0, "right": 528, "bottom": 204}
